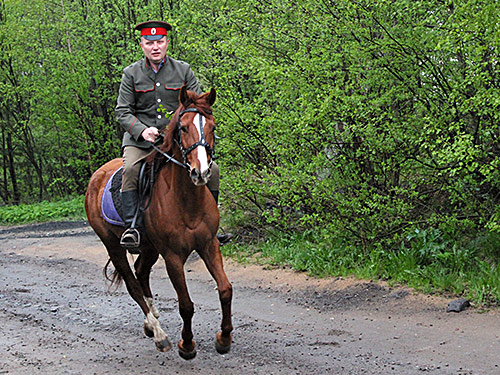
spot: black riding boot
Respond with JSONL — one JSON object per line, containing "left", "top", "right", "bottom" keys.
{"left": 210, "top": 189, "right": 233, "bottom": 246}
{"left": 120, "top": 190, "right": 141, "bottom": 254}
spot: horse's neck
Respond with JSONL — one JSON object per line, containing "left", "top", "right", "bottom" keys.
{"left": 160, "top": 153, "right": 205, "bottom": 209}
{"left": 173, "top": 168, "right": 204, "bottom": 203}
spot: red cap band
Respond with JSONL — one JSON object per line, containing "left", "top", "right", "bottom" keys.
{"left": 140, "top": 27, "right": 167, "bottom": 37}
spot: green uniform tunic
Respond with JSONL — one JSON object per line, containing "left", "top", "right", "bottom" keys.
{"left": 116, "top": 56, "right": 201, "bottom": 149}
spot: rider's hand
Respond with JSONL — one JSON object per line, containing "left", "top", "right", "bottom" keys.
{"left": 141, "top": 127, "right": 159, "bottom": 143}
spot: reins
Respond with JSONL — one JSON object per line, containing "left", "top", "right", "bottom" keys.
{"left": 150, "top": 138, "right": 187, "bottom": 169}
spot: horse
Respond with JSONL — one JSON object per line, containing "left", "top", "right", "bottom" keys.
{"left": 84, "top": 87, "right": 233, "bottom": 360}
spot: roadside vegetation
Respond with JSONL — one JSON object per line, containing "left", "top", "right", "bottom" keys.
{"left": 1, "top": 1, "right": 499, "bottom": 306}
{"left": 223, "top": 228, "right": 500, "bottom": 306}
{"left": 0, "top": 197, "right": 86, "bottom": 225}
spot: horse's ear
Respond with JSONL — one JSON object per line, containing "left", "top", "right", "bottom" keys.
{"left": 207, "top": 88, "right": 216, "bottom": 106}
{"left": 179, "top": 85, "right": 192, "bottom": 107}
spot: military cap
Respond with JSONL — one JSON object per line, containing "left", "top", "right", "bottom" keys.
{"left": 135, "top": 20, "right": 172, "bottom": 41}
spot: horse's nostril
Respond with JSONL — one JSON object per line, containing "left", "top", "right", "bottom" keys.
{"left": 190, "top": 168, "right": 200, "bottom": 179}
{"left": 202, "top": 169, "right": 212, "bottom": 180}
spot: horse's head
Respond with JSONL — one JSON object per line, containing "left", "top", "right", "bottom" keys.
{"left": 166, "top": 86, "right": 217, "bottom": 186}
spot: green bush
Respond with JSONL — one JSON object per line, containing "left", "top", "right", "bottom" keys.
{"left": 182, "top": 0, "right": 500, "bottom": 252}
{"left": 3, "top": 0, "right": 500, "bottom": 304}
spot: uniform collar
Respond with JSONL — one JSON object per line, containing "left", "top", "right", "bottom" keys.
{"left": 144, "top": 56, "right": 167, "bottom": 73}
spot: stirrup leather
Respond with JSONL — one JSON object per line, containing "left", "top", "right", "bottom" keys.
{"left": 120, "top": 228, "right": 141, "bottom": 249}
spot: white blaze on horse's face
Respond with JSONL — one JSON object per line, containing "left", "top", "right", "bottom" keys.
{"left": 190, "top": 113, "right": 211, "bottom": 186}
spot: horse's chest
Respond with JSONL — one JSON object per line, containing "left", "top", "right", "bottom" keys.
{"left": 169, "top": 227, "right": 213, "bottom": 251}
{"left": 150, "top": 213, "right": 217, "bottom": 250}
{"left": 147, "top": 193, "right": 218, "bottom": 249}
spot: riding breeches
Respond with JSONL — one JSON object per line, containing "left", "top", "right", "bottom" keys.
{"left": 121, "top": 145, "right": 220, "bottom": 192}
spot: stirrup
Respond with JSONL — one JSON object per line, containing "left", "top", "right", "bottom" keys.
{"left": 120, "top": 228, "right": 141, "bottom": 252}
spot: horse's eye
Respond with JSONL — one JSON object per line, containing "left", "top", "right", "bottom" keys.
{"left": 180, "top": 126, "right": 188, "bottom": 133}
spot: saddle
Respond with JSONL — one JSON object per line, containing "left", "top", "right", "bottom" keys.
{"left": 101, "top": 163, "right": 152, "bottom": 226}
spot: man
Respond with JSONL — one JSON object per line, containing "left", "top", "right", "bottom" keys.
{"left": 115, "top": 20, "right": 231, "bottom": 252}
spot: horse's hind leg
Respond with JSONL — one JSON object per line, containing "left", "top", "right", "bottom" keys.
{"left": 134, "top": 249, "right": 160, "bottom": 319}
{"left": 163, "top": 253, "right": 197, "bottom": 360}
{"left": 107, "top": 245, "right": 172, "bottom": 352}
{"left": 198, "top": 240, "right": 233, "bottom": 354}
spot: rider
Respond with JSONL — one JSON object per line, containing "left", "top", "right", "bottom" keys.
{"left": 115, "top": 20, "right": 231, "bottom": 253}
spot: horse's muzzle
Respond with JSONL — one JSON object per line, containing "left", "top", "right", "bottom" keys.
{"left": 190, "top": 167, "right": 211, "bottom": 186}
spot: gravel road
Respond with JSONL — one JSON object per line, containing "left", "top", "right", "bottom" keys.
{"left": 0, "top": 221, "right": 498, "bottom": 374}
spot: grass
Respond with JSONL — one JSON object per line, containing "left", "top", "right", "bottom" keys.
{"left": 222, "top": 228, "right": 500, "bottom": 306}
{"left": 0, "top": 196, "right": 86, "bottom": 225}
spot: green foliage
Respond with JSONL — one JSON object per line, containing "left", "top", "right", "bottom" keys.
{"left": 224, "top": 226, "right": 500, "bottom": 305}
{"left": 1, "top": 0, "right": 500, "bottom": 302}
{"left": 0, "top": 196, "right": 86, "bottom": 224}
{"left": 4, "top": 0, "right": 499, "bottom": 236}
{"left": 0, "top": 0, "right": 174, "bottom": 203}
{"left": 193, "top": 0, "right": 500, "bottom": 255}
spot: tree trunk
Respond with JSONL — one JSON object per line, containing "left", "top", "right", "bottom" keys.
{"left": 6, "top": 129, "right": 20, "bottom": 205}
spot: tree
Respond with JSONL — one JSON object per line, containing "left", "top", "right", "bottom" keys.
{"left": 1, "top": 0, "right": 499, "bottom": 253}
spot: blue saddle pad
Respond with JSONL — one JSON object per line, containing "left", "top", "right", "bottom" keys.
{"left": 101, "top": 167, "right": 125, "bottom": 226}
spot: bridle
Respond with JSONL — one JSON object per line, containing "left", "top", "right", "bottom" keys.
{"left": 175, "top": 108, "right": 215, "bottom": 169}
{"left": 150, "top": 107, "right": 215, "bottom": 170}
{"left": 140, "top": 107, "right": 216, "bottom": 212}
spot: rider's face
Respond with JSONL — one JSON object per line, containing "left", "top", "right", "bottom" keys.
{"left": 140, "top": 36, "right": 169, "bottom": 65}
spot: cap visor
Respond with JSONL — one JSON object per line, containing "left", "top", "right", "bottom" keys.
{"left": 143, "top": 35, "right": 165, "bottom": 41}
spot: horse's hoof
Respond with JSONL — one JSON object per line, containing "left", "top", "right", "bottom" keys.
{"left": 178, "top": 340, "right": 196, "bottom": 360}
{"left": 215, "top": 332, "right": 231, "bottom": 354}
{"left": 144, "top": 324, "right": 154, "bottom": 338}
{"left": 155, "top": 338, "right": 173, "bottom": 352}
{"left": 215, "top": 340, "right": 231, "bottom": 354}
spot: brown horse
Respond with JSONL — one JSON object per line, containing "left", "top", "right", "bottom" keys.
{"left": 84, "top": 87, "right": 232, "bottom": 360}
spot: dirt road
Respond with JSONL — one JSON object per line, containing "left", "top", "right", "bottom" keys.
{"left": 0, "top": 222, "right": 498, "bottom": 374}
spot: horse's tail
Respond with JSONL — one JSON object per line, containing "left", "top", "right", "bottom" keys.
{"left": 103, "top": 258, "right": 123, "bottom": 288}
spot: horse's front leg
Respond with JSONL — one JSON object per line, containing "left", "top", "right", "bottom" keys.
{"left": 164, "top": 254, "right": 197, "bottom": 360}
{"left": 198, "top": 240, "right": 233, "bottom": 354}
